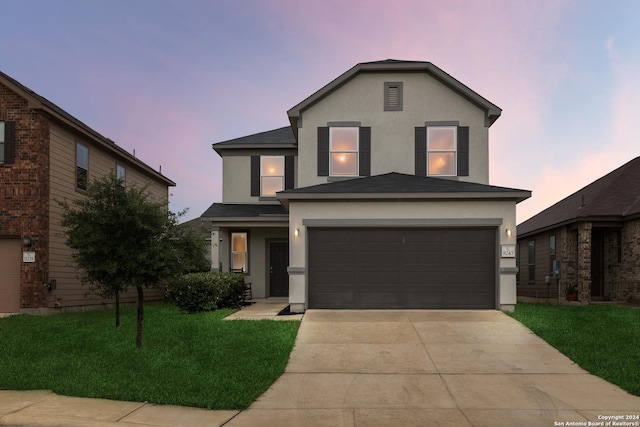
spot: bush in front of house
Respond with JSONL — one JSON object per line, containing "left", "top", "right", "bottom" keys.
{"left": 166, "top": 272, "right": 246, "bottom": 313}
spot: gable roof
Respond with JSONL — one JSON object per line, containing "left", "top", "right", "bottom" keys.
{"left": 0, "top": 70, "right": 175, "bottom": 186}
{"left": 212, "top": 126, "right": 296, "bottom": 155}
{"left": 287, "top": 59, "right": 502, "bottom": 137}
{"left": 277, "top": 172, "right": 530, "bottom": 207}
{"left": 518, "top": 157, "right": 640, "bottom": 237}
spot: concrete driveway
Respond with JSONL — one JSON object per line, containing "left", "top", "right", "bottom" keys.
{"left": 228, "top": 310, "right": 640, "bottom": 427}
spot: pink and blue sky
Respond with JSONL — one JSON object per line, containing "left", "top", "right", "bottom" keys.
{"left": 2, "top": 0, "right": 639, "bottom": 223}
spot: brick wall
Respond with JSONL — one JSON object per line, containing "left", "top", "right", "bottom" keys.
{"left": 0, "top": 81, "right": 50, "bottom": 308}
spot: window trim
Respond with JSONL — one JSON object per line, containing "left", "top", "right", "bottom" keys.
{"left": 76, "top": 142, "right": 89, "bottom": 191}
{"left": 230, "top": 231, "right": 249, "bottom": 273}
{"left": 260, "top": 155, "right": 285, "bottom": 197}
{"left": 427, "top": 126, "right": 457, "bottom": 176}
{"left": 329, "top": 126, "right": 359, "bottom": 177}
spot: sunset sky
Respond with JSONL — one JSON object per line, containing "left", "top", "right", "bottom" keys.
{"left": 2, "top": 0, "right": 639, "bottom": 223}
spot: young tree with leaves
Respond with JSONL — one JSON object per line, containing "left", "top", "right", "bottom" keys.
{"left": 60, "top": 174, "right": 206, "bottom": 346}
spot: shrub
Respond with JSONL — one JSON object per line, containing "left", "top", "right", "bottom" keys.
{"left": 166, "top": 272, "right": 246, "bottom": 313}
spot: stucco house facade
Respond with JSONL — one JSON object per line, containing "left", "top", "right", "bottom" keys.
{"left": 517, "top": 157, "right": 640, "bottom": 305}
{"left": 202, "top": 60, "right": 530, "bottom": 313}
{"left": 0, "top": 70, "right": 175, "bottom": 314}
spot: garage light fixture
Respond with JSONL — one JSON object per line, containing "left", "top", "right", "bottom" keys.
{"left": 23, "top": 236, "right": 33, "bottom": 247}
{"left": 505, "top": 228, "right": 512, "bottom": 238}
{"left": 294, "top": 228, "right": 300, "bottom": 237}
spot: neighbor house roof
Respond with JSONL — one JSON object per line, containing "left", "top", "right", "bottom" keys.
{"left": 0, "top": 70, "right": 175, "bottom": 186}
{"left": 212, "top": 126, "right": 296, "bottom": 155}
{"left": 518, "top": 156, "right": 640, "bottom": 237}
{"left": 287, "top": 59, "right": 502, "bottom": 138}
{"left": 277, "top": 172, "right": 530, "bottom": 208}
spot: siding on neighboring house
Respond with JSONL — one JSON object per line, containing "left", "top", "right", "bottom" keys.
{"left": 48, "top": 122, "right": 168, "bottom": 309}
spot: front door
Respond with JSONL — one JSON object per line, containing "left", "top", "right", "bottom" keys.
{"left": 269, "top": 241, "right": 289, "bottom": 297}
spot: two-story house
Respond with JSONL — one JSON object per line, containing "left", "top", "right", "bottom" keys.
{"left": 202, "top": 60, "right": 531, "bottom": 313}
{"left": 0, "top": 70, "right": 175, "bottom": 314}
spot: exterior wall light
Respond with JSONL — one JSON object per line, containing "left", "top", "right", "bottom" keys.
{"left": 505, "top": 228, "right": 512, "bottom": 238}
{"left": 294, "top": 228, "right": 300, "bottom": 237}
{"left": 23, "top": 236, "right": 33, "bottom": 247}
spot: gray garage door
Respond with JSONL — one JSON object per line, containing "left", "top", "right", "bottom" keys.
{"left": 308, "top": 227, "right": 496, "bottom": 309}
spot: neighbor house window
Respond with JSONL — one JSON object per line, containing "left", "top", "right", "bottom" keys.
{"left": 528, "top": 240, "right": 535, "bottom": 283}
{"left": 76, "top": 143, "right": 89, "bottom": 190}
{"left": 330, "top": 127, "right": 358, "bottom": 176}
{"left": 0, "top": 122, "right": 5, "bottom": 163}
{"left": 261, "top": 156, "right": 284, "bottom": 196}
{"left": 231, "top": 232, "right": 248, "bottom": 273}
{"left": 427, "top": 127, "right": 456, "bottom": 176}
{"left": 549, "top": 235, "right": 556, "bottom": 276}
{"left": 116, "top": 164, "right": 126, "bottom": 187}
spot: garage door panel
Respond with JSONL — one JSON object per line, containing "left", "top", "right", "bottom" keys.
{"left": 308, "top": 227, "right": 496, "bottom": 309}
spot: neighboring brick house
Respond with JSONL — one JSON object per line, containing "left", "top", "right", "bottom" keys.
{"left": 0, "top": 70, "right": 175, "bottom": 314}
{"left": 517, "top": 157, "right": 640, "bottom": 305}
{"left": 202, "top": 60, "right": 531, "bottom": 313}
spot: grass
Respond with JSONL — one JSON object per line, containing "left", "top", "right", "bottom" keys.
{"left": 0, "top": 302, "right": 300, "bottom": 409}
{"left": 511, "top": 303, "right": 640, "bottom": 396}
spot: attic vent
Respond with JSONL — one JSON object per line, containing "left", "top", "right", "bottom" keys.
{"left": 384, "top": 81, "right": 403, "bottom": 111}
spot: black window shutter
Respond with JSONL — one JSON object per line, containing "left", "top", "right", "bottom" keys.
{"left": 285, "top": 156, "right": 294, "bottom": 189}
{"left": 317, "top": 127, "right": 329, "bottom": 176}
{"left": 4, "top": 121, "right": 15, "bottom": 164}
{"left": 415, "top": 127, "right": 426, "bottom": 176}
{"left": 250, "top": 156, "right": 260, "bottom": 196}
{"left": 359, "top": 127, "right": 371, "bottom": 176}
{"left": 457, "top": 127, "right": 469, "bottom": 176}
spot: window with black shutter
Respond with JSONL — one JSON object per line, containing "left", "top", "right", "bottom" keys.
{"left": 0, "top": 121, "right": 16, "bottom": 164}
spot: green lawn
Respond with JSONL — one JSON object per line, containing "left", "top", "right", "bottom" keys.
{"left": 511, "top": 303, "right": 640, "bottom": 396}
{"left": 0, "top": 302, "right": 300, "bottom": 409}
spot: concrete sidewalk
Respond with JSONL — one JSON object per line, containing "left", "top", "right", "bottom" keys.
{"left": 2, "top": 309, "right": 640, "bottom": 426}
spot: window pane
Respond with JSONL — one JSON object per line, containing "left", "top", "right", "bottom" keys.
{"left": 428, "top": 127, "right": 456, "bottom": 150}
{"left": 0, "top": 144, "right": 4, "bottom": 162}
{"left": 77, "top": 143, "right": 88, "bottom": 169}
{"left": 232, "top": 233, "right": 246, "bottom": 252}
{"left": 261, "top": 176, "right": 284, "bottom": 196}
{"left": 428, "top": 152, "right": 455, "bottom": 175}
{"left": 330, "top": 153, "right": 358, "bottom": 175}
{"left": 261, "top": 156, "right": 284, "bottom": 176}
{"left": 330, "top": 127, "right": 358, "bottom": 151}
{"left": 0, "top": 122, "right": 4, "bottom": 141}
{"left": 232, "top": 253, "right": 246, "bottom": 271}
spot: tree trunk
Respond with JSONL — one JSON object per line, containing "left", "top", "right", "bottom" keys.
{"left": 136, "top": 286, "right": 144, "bottom": 347}
{"left": 115, "top": 291, "right": 120, "bottom": 327}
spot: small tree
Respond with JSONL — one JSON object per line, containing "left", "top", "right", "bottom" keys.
{"left": 60, "top": 174, "right": 206, "bottom": 346}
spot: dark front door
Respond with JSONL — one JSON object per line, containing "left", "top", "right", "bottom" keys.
{"left": 269, "top": 241, "right": 289, "bottom": 297}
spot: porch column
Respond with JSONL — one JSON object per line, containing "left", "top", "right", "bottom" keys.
{"left": 577, "top": 222, "right": 592, "bottom": 303}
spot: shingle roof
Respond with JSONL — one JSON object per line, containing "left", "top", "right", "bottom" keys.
{"left": 201, "top": 203, "right": 288, "bottom": 219}
{"left": 212, "top": 126, "right": 296, "bottom": 155}
{"left": 0, "top": 70, "right": 175, "bottom": 186}
{"left": 279, "top": 172, "right": 529, "bottom": 195}
{"left": 518, "top": 157, "right": 640, "bottom": 236}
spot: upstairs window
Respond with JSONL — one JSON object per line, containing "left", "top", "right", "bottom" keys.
{"left": 528, "top": 240, "right": 535, "bottom": 283}
{"left": 76, "top": 143, "right": 89, "bottom": 190}
{"left": 0, "top": 121, "right": 16, "bottom": 164}
{"left": 330, "top": 127, "right": 359, "bottom": 176}
{"left": 260, "top": 156, "right": 284, "bottom": 196}
{"left": 427, "top": 127, "right": 456, "bottom": 176}
{"left": 116, "top": 164, "right": 126, "bottom": 187}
